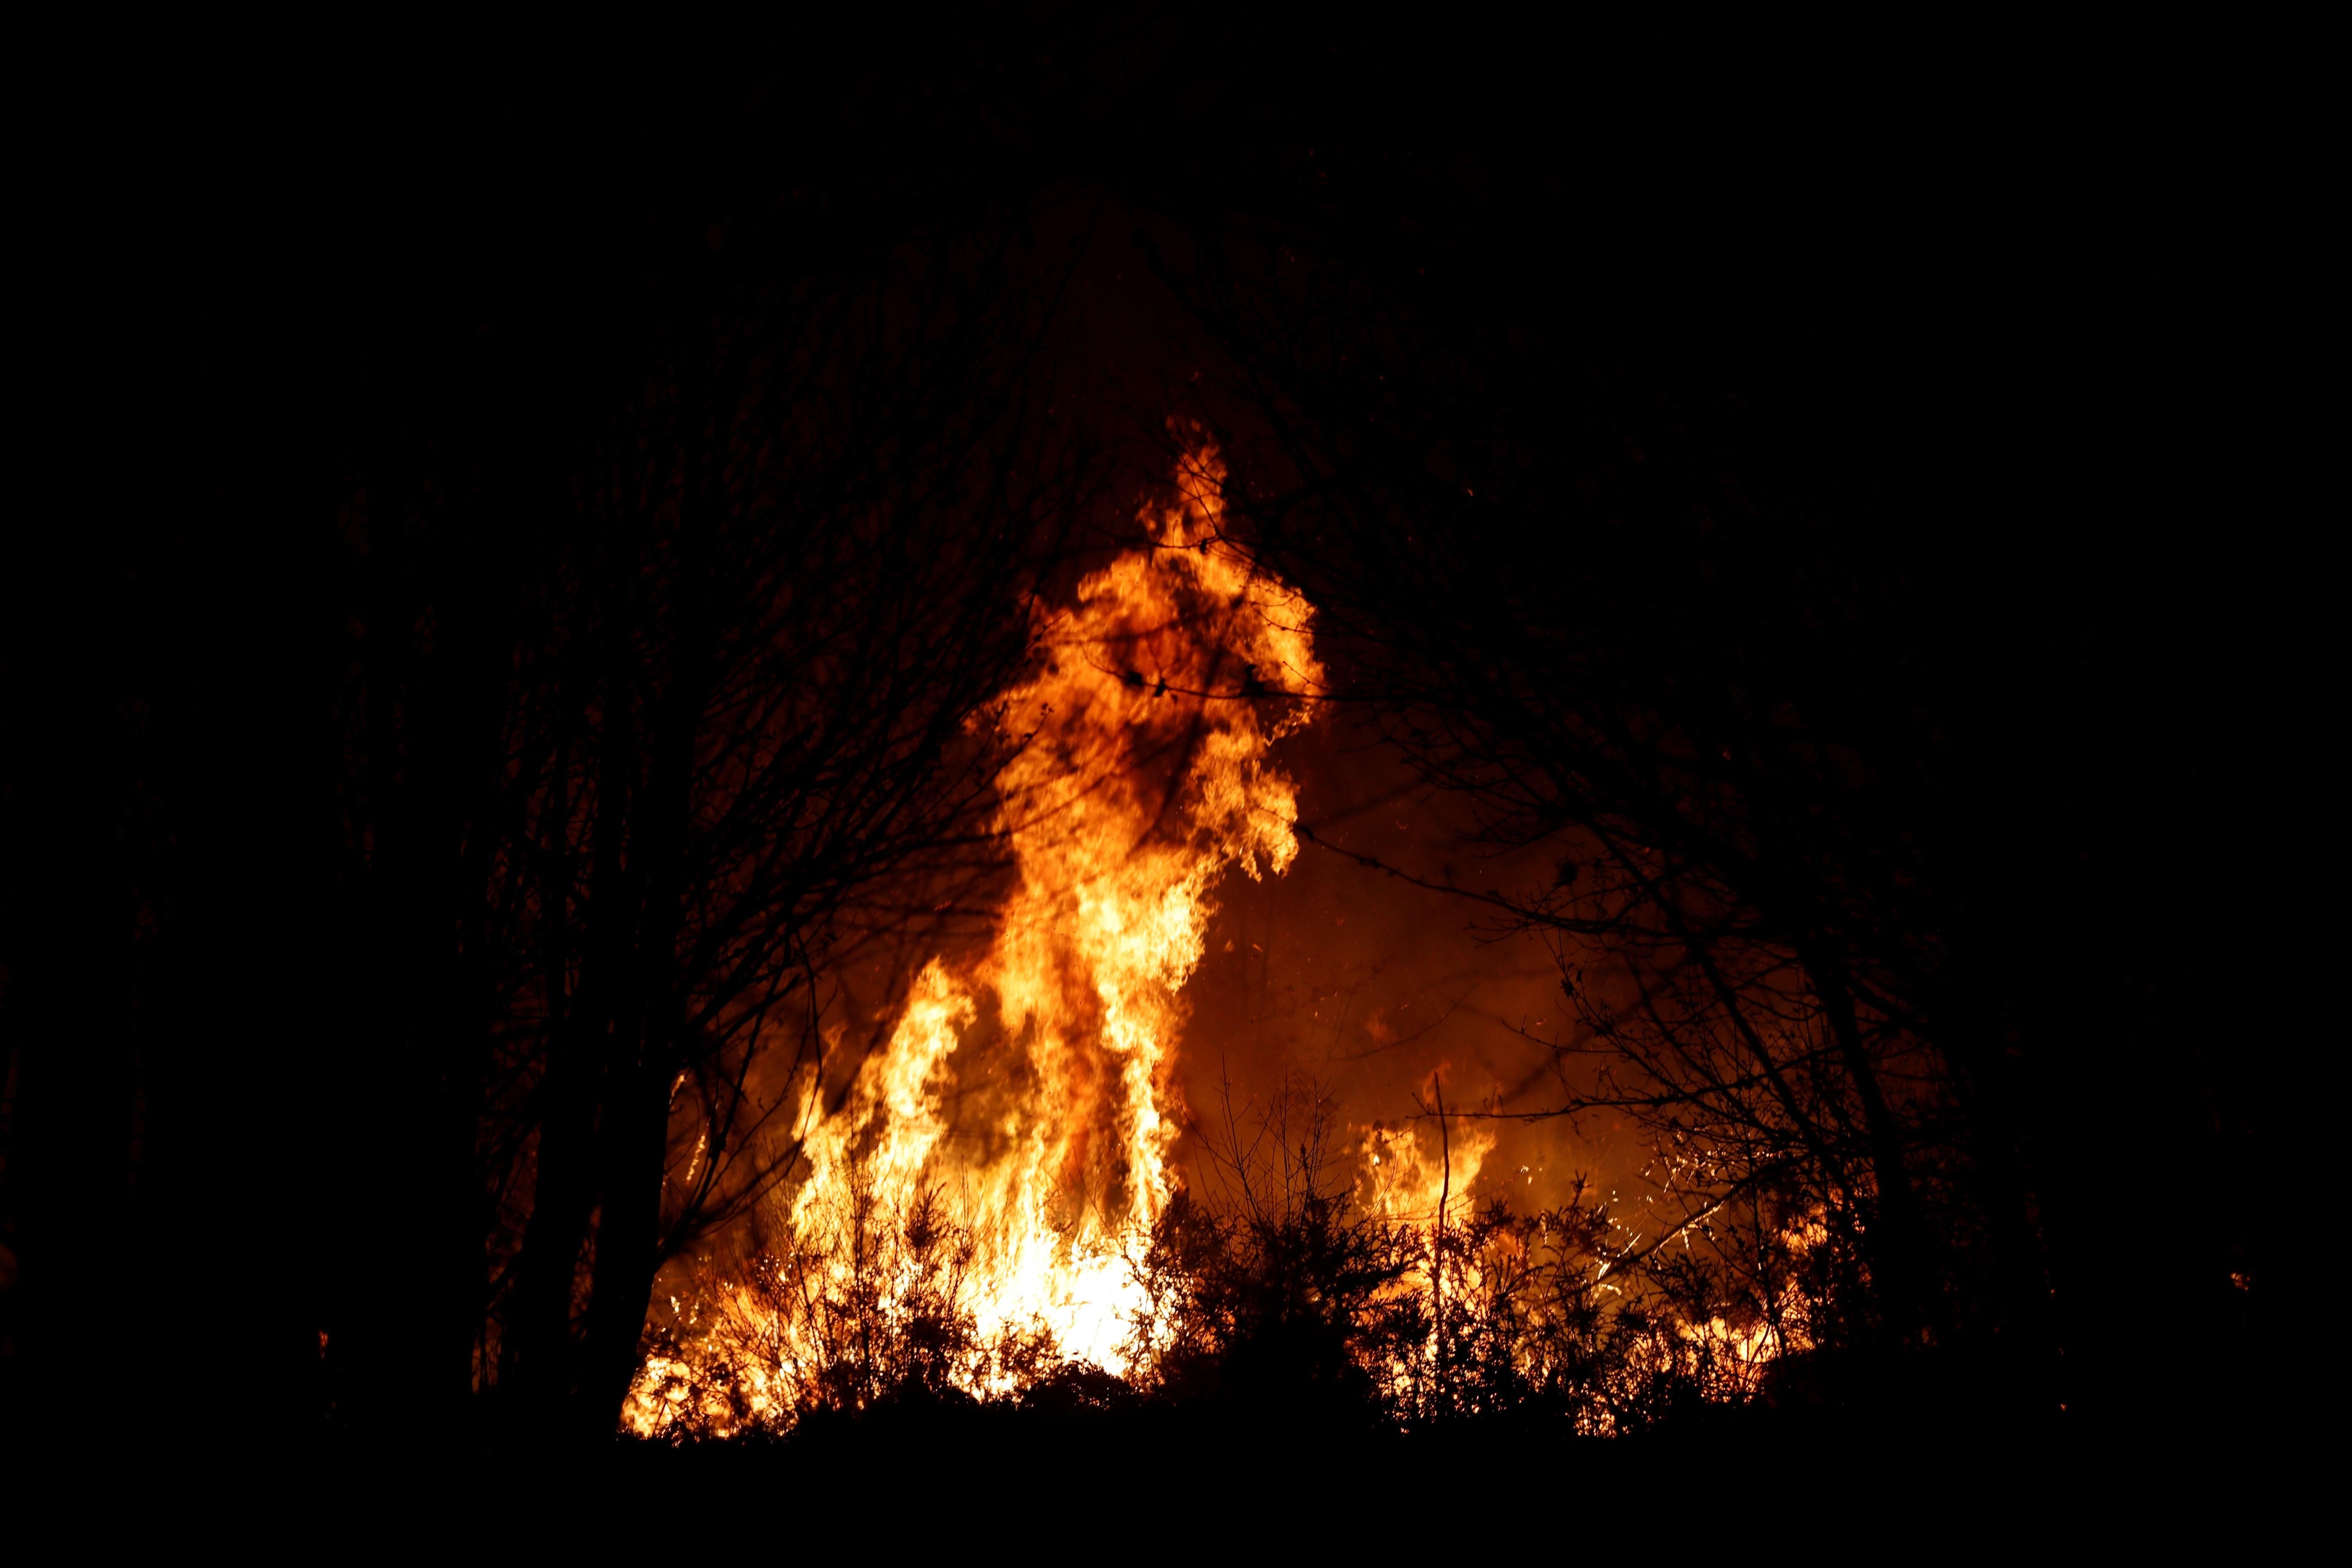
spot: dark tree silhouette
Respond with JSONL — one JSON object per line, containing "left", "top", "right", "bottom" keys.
{"left": 327, "top": 212, "right": 1103, "bottom": 1442}
{"left": 1151, "top": 174, "right": 2278, "bottom": 1427}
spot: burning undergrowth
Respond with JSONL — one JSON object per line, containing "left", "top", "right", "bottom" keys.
{"left": 625, "top": 450, "right": 1827, "bottom": 1439}
{"left": 628, "top": 1086, "right": 1829, "bottom": 1439}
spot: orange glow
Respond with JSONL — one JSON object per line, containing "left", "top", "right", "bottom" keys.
{"left": 1358, "top": 1117, "right": 1496, "bottom": 1224}
{"left": 629, "top": 446, "right": 1323, "bottom": 1430}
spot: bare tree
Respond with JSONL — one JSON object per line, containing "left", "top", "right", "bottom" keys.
{"left": 484, "top": 218, "right": 1101, "bottom": 1436}
{"left": 1152, "top": 207, "right": 2057, "bottom": 1381}
{"left": 311, "top": 188, "right": 1106, "bottom": 1442}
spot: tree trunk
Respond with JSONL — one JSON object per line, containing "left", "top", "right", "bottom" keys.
{"left": 1803, "top": 944, "right": 1946, "bottom": 1348}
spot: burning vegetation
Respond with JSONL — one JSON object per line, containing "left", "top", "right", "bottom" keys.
{"left": 621, "top": 453, "right": 1834, "bottom": 1441}
{"left": 631, "top": 447, "right": 1318, "bottom": 1423}
{"left": 5, "top": 21, "right": 2279, "bottom": 1474}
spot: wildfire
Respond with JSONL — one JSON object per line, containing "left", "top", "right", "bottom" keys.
{"left": 630, "top": 447, "right": 1322, "bottom": 1428}
{"left": 1359, "top": 1116, "right": 1497, "bottom": 1224}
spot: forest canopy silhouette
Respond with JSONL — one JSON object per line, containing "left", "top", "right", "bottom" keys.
{"left": 2, "top": 11, "right": 2300, "bottom": 1480}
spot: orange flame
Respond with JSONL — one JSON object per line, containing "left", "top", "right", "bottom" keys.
{"left": 1358, "top": 1119, "right": 1497, "bottom": 1224}
{"left": 633, "top": 447, "right": 1321, "bottom": 1423}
